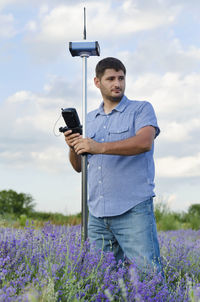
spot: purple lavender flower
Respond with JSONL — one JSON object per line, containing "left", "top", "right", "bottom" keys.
{"left": 0, "top": 225, "right": 199, "bottom": 301}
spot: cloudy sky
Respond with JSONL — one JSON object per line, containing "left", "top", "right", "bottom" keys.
{"left": 0, "top": 0, "right": 200, "bottom": 215}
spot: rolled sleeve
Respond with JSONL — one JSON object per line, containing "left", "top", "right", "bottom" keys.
{"left": 134, "top": 101, "right": 160, "bottom": 138}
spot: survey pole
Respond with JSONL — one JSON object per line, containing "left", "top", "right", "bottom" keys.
{"left": 81, "top": 54, "right": 89, "bottom": 241}
{"left": 69, "top": 8, "right": 100, "bottom": 240}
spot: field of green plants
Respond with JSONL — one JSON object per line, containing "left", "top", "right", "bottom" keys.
{"left": 0, "top": 190, "right": 200, "bottom": 301}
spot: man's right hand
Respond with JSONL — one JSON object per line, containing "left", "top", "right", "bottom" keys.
{"left": 64, "top": 130, "right": 82, "bottom": 172}
{"left": 64, "top": 130, "right": 81, "bottom": 150}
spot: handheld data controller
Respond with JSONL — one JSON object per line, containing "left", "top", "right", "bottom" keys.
{"left": 59, "top": 108, "right": 82, "bottom": 134}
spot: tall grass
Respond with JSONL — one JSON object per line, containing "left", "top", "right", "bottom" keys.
{"left": 154, "top": 201, "right": 200, "bottom": 231}
{"left": 0, "top": 200, "right": 199, "bottom": 231}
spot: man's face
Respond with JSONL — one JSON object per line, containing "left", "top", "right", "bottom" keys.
{"left": 94, "top": 68, "right": 125, "bottom": 102}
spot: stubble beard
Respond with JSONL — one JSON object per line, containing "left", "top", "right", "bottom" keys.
{"left": 106, "top": 93, "right": 124, "bottom": 103}
{"left": 108, "top": 96, "right": 123, "bottom": 102}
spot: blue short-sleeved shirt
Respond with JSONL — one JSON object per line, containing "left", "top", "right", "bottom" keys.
{"left": 86, "top": 95, "right": 160, "bottom": 218}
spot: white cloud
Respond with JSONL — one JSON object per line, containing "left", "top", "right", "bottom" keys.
{"left": 24, "top": 0, "right": 181, "bottom": 61}
{"left": 156, "top": 153, "right": 200, "bottom": 178}
{"left": 5, "top": 89, "right": 71, "bottom": 134}
{"left": 87, "top": 0, "right": 178, "bottom": 38}
{"left": 24, "top": 4, "right": 83, "bottom": 60}
{"left": 160, "top": 121, "right": 189, "bottom": 142}
{"left": 0, "top": 0, "right": 15, "bottom": 9}
{"left": 0, "top": 150, "right": 23, "bottom": 161}
{"left": 159, "top": 118, "right": 200, "bottom": 142}
{"left": 26, "top": 20, "right": 37, "bottom": 32}
{"left": 126, "top": 72, "right": 200, "bottom": 119}
{"left": 0, "top": 13, "right": 16, "bottom": 38}
{"left": 0, "top": 0, "right": 52, "bottom": 10}
{"left": 39, "top": 4, "right": 49, "bottom": 17}
{"left": 120, "top": 0, "right": 180, "bottom": 30}
{"left": 121, "top": 37, "right": 200, "bottom": 77}
{"left": 30, "top": 146, "right": 70, "bottom": 173}
{"left": 32, "top": 0, "right": 180, "bottom": 39}
{"left": 0, "top": 75, "right": 83, "bottom": 173}
{"left": 7, "top": 90, "right": 34, "bottom": 103}
{"left": 0, "top": 136, "right": 70, "bottom": 173}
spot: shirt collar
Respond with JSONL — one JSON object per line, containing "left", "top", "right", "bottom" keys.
{"left": 95, "top": 95, "right": 128, "bottom": 117}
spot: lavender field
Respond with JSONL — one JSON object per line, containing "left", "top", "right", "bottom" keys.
{"left": 0, "top": 223, "right": 200, "bottom": 301}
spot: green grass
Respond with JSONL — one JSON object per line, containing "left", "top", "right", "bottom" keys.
{"left": 0, "top": 201, "right": 200, "bottom": 231}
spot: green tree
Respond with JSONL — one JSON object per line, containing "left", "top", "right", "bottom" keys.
{"left": 0, "top": 190, "right": 36, "bottom": 216}
{"left": 188, "top": 204, "right": 200, "bottom": 216}
{"left": 187, "top": 203, "right": 200, "bottom": 230}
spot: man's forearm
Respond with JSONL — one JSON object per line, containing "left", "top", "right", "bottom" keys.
{"left": 99, "top": 136, "right": 148, "bottom": 156}
{"left": 100, "top": 127, "right": 156, "bottom": 156}
{"left": 73, "top": 126, "right": 156, "bottom": 156}
{"left": 69, "top": 147, "right": 81, "bottom": 172}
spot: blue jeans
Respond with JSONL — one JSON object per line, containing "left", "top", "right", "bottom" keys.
{"left": 88, "top": 198, "right": 162, "bottom": 273}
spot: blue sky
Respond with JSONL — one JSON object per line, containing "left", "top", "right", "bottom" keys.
{"left": 0, "top": 0, "right": 200, "bottom": 214}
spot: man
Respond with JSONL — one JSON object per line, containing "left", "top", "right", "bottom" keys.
{"left": 64, "top": 57, "right": 162, "bottom": 273}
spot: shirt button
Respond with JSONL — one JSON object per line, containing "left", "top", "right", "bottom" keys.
{"left": 100, "top": 195, "right": 103, "bottom": 198}
{"left": 103, "top": 126, "right": 106, "bottom": 129}
{"left": 101, "top": 138, "right": 105, "bottom": 142}
{"left": 98, "top": 166, "right": 101, "bottom": 170}
{"left": 99, "top": 180, "right": 102, "bottom": 184}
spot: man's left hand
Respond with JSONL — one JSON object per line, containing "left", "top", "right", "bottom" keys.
{"left": 72, "top": 137, "right": 102, "bottom": 155}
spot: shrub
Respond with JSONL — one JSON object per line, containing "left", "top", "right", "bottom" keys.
{"left": 0, "top": 190, "right": 35, "bottom": 216}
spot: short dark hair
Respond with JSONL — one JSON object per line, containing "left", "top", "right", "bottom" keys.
{"left": 95, "top": 57, "right": 126, "bottom": 79}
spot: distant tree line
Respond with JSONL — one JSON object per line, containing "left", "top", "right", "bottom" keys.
{"left": 0, "top": 189, "right": 199, "bottom": 229}
{"left": 0, "top": 189, "right": 81, "bottom": 226}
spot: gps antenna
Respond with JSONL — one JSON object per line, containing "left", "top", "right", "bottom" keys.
{"left": 83, "top": 7, "right": 86, "bottom": 40}
{"left": 69, "top": 8, "right": 100, "bottom": 241}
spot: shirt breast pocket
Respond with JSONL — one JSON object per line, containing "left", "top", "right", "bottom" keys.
{"left": 108, "top": 126, "right": 130, "bottom": 142}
